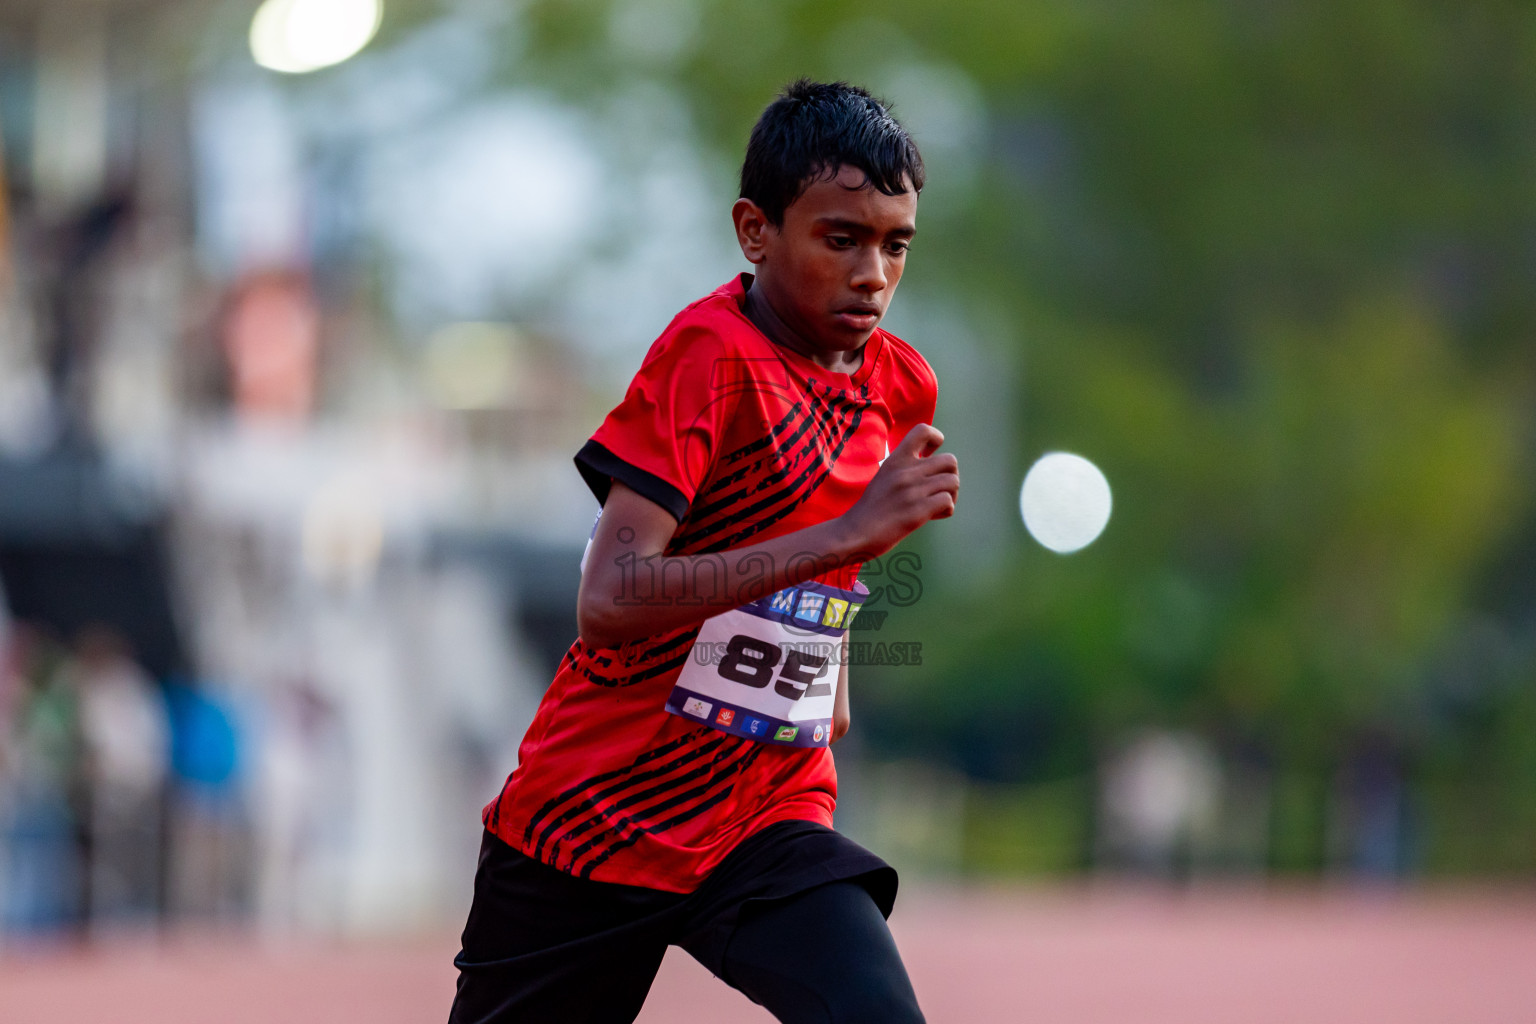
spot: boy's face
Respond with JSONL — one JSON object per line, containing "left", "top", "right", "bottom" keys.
{"left": 733, "top": 164, "right": 917, "bottom": 356}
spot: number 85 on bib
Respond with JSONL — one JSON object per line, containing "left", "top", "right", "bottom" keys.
{"left": 666, "top": 580, "right": 866, "bottom": 748}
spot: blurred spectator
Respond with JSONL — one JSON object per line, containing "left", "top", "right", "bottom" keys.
{"left": 164, "top": 681, "right": 248, "bottom": 921}
{"left": 0, "top": 628, "right": 82, "bottom": 937}
{"left": 252, "top": 677, "right": 350, "bottom": 935}
{"left": 1332, "top": 738, "right": 1415, "bottom": 880}
{"left": 73, "top": 626, "right": 169, "bottom": 933}
{"left": 220, "top": 270, "right": 319, "bottom": 425}
{"left": 1098, "top": 731, "right": 1221, "bottom": 878}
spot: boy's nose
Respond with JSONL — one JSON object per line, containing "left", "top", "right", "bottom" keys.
{"left": 849, "top": 248, "right": 888, "bottom": 293}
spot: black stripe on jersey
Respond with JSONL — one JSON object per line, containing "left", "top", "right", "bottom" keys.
{"left": 549, "top": 735, "right": 754, "bottom": 870}
{"left": 574, "top": 628, "right": 698, "bottom": 688}
{"left": 528, "top": 731, "right": 726, "bottom": 860}
{"left": 573, "top": 746, "right": 765, "bottom": 879}
{"left": 681, "top": 397, "right": 824, "bottom": 524}
{"left": 715, "top": 401, "right": 866, "bottom": 550}
{"left": 576, "top": 783, "right": 737, "bottom": 880}
{"left": 681, "top": 392, "right": 868, "bottom": 553}
{"left": 576, "top": 649, "right": 691, "bottom": 689}
{"left": 627, "top": 628, "right": 699, "bottom": 664}
{"left": 715, "top": 399, "right": 805, "bottom": 469}
{"left": 529, "top": 731, "right": 731, "bottom": 862}
{"left": 746, "top": 383, "right": 847, "bottom": 478}
{"left": 699, "top": 384, "right": 864, "bottom": 522}
{"left": 521, "top": 728, "right": 709, "bottom": 848}
{"left": 669, "top": 396, "right": 841, "bottom": 552}
{"left": 675, "top": 381, "right": 865, "bottom": 550}
{"left": 486, "top": 771, "right": 517, "bottom": 832}
{"left": 689, "top": 380, "right": 846, "bottom": 513}
{"left": 562, "top": 741, "right": 760, "bottom": 876}
{"left": 575, "top": 627, "right": 692, "bottom": 674}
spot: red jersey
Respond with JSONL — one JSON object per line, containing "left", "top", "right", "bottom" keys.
{"left": 482, "top": 274, "right": 938, "bottom": 892}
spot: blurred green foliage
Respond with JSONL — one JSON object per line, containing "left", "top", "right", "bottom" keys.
{"left": 480, "top": 0, "right": 1536, "bottom": 875}
{"left": 963, "top": 777, "right": 1093, "bottom": 876}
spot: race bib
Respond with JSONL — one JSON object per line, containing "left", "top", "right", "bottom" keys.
{"left": 665, "top": 580, "right": 867, "bottom": 748}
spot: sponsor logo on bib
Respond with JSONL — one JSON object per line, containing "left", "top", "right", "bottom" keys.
{"left": 821, "top": 598, "right": 849, "bottom": 628}
{"left": 666, "top": 580, "right": 866, "bottom": 748}
{"left": 794, "top": 592, "right": 826, "bottom": 623}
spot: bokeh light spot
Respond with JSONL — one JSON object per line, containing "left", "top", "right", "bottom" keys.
{"left": 1020, "top": 452, "right": 1112, "bottom": 553}
{"left": 250, "top": 0, "right": 383, "bottom": 75}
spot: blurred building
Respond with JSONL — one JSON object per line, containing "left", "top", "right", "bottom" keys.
{"left": 0, "top": 0, "right": 608, "bottom": 940}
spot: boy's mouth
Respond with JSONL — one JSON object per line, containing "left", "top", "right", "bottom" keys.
{"left": 835, "top": 303, "right": 881, "bottom": 331}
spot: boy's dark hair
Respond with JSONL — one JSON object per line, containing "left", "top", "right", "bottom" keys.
{"left": 740, "top": 79, "right": 925, "bottom": 225}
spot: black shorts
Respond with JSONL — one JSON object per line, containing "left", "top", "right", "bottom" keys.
{"left": 448, "top": 820, "right": 902, "bottom": 1024}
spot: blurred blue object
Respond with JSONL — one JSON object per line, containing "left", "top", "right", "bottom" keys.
{"left": 164, "top": 681, "right": 241, "bottom": 792}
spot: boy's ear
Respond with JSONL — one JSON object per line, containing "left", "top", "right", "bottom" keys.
{"left": 732, "top": 198, "right": 774, "bottom": 265}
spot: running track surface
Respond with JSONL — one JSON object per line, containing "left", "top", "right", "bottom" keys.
{"left": 3, "top": 886, "right": 1534, "bottom": 1023}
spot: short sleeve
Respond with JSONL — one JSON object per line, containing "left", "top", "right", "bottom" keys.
{"left": 883, "top": 337, "right": 939, "bottom": 446}
{"left": 576, "top": 325, "right": 736, "bottom": 522}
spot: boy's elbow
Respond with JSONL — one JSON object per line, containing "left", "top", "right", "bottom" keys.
{"left": 577, "top": 592, "right": 624, "bottom": 650}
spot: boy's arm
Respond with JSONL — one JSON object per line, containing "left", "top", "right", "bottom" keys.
{"left": 832, "top": 656, "right": 851, "bottom": 743}
{"left": 577, "top": 422, "right": 957, "bottom": 649}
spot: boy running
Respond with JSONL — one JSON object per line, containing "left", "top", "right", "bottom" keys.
{"left": 449, "top": 79, "right": 959, "bottom": 1024}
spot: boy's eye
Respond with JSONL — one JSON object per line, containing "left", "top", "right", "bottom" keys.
{"left": 827, "top": 235, "right": 856, "bottom": 248}
{"left": 886, "top": 241, "right": 910, "bottom": 255}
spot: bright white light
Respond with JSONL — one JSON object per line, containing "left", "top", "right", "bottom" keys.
{"left": 251, "top": 0, "right": 383, "bottom": 74}
{"left": 1020, "top": 452, "right": 1112, "bottom": 554}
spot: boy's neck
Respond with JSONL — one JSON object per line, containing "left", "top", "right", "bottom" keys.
{"left": 741, "top": 275, "right": 866, "bottom": 376}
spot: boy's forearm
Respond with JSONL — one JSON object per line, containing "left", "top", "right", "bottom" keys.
{"left": 832, "top": 657, "right": 851, "bottom": 743}
{"left": 579, "top": 515, "right": 866, "bottom": 648}
{"left": 579, "top": 423, "right": 955, "bottom": 649}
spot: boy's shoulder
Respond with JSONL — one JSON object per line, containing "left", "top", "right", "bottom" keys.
{"left": 868, "top": 326, "right": 939, "bottom": 425}
{"left": 639, "top": 276, "right": 764, "bottom": 368}
{"left": 874, "top": 326, "right": 938, "bottom": 395}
